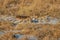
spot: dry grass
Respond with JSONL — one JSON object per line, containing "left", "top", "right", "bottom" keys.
{"left": 0, "top": 0, "right": 60, "bottom": 40}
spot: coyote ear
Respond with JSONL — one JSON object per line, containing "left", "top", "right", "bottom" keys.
{"left": 16, "top": 15, "right": 29, "bottom": 19}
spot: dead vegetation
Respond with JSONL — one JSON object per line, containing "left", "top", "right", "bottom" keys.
{"left": 0, "top": 0, "right": 60, "bottom": 40}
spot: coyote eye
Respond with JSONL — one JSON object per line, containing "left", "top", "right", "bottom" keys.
{"left": 31, "top": 18, "right": 39, "bottom": 23}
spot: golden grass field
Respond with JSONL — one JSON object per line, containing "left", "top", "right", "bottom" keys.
{"left": 0, "top": 0, "right": 60, "bottom": 40}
